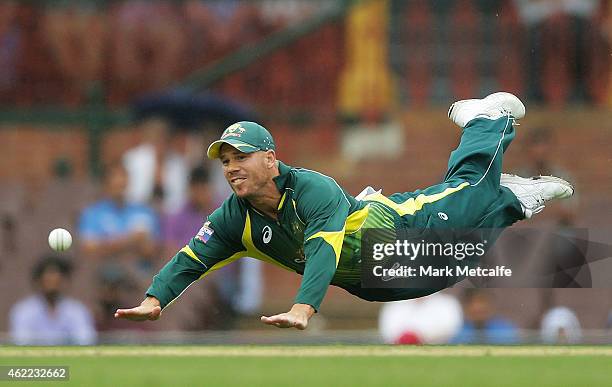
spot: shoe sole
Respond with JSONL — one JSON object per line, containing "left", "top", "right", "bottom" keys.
{"left": 500, "top": 174, "right": 575, "bottom": 198}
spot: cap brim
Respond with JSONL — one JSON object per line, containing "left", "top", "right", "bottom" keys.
{"left": 206, "top": 139, "right": 260, "bottom": 159}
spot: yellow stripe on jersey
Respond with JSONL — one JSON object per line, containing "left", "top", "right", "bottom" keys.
{"left": 242, "top": 211, "right": 295, "bottom": 272}
{"left": 306, "top": 228, "right": 345, "bottom": 267}
{"left": 163, "top": 249, "right": 245, "bottom": 311}
{"left": 277, "top": 192, "right": 287, "bottom": 210}
{"left": 197, "top": 253, "right": 243, "bottom": 279}
{"left": 363, "top": 182, "right": 469, "bottom": 216}
{"left": 180, "top": 245, "right": 205, "bottom": 266}
{"left": 181, "top": 245, "right": 245, "bottom": 279}
{"left": 345, "top": 205, "right": 370, "bottom": 234}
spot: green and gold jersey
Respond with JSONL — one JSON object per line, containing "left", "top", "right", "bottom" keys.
{"left": 146, "top": 161, "right": 404, "bottom": 311}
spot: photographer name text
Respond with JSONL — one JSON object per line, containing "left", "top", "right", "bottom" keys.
{"left": 373, "top": 265, "right": 512, "bottom": 279}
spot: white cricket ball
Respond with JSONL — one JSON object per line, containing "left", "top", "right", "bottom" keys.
{"left": 48, "top": 228, "right": 72, "bottom": 252}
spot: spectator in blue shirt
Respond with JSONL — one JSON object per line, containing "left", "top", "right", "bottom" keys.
{"left": 78, "top": 162, "right": 160, "bottom": 330}
{"left": 79, "top": 162, "right": 160, "bottom": 273}
{"left": 452, "top": 289, "right": 520, "bottom": 344}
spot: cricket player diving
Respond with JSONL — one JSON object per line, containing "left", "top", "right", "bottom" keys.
{"left": 115, "top": 92, "right": 574, "bottom": 330}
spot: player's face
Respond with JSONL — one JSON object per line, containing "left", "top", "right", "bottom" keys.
{"left": 219, "top": 145, "right": 273, "bottom": 199}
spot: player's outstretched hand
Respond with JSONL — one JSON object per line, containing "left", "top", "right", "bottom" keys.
{"left": 261, "top": 303, "right": 314, "bottom": 330}
{"left": 261, "top": 312, "right": 307, "bottom": 329}
{"left": 114, "top": 296, "right": 161, "bottom": 321}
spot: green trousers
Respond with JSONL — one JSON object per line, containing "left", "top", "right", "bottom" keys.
{"left": 355, "top": 116, "right": 525, "bottom": 302}
{"left": 392, "top": 115, "right": 524, "bottom": 229}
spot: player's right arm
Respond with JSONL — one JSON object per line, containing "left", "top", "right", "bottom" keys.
{"left": 114, "top": 243, "right": 210, "bottom": 321}
{"left": 115, "top": 205, "right": 243, "bottom": 321}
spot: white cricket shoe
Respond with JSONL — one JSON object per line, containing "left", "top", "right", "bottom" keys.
{"left": 500, "top": 174, "right": 574, "bottom": 219}
{"left": 448, "top": 92, "right": 526, "bottom": 128}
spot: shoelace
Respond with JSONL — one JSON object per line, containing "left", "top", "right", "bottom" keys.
{"left": 500, "top": 108, "right": 520, "bottom": 126}
{"left": 519, "top": 190, "right": 545, "bottom": 209}
{"left": 534, "top": 194, "right": 545, "bottom": 207}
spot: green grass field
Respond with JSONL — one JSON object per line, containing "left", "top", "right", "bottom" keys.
{"left": 1, "top": 346, "right": 611, "bottom": 386}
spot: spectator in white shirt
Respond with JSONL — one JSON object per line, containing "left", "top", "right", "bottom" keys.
{"left": 9, "top": 256, "right": 97, "bottom": 345}
{"left": 123, "top": 116, "right": 189, "bottom": 214}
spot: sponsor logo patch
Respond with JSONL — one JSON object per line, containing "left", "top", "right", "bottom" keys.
{"left": 221, "top": 124, "right": 246, "bottom": 139}
{"left": 196, "top": 221, "right": 214, "bottom": 243}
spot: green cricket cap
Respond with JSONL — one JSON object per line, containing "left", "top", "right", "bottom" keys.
{"left": 206, "top": 121, "right": 276, "bottom": 159}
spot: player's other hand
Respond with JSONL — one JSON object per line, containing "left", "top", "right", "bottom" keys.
{"left": 261, "top": 303, "right": 315, "bottom": 330}
{"left": 114, "top": 296, "right": 161, "bottom": 321}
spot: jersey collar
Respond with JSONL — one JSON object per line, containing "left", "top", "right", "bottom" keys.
{"left": 273, "top": 160, "right": 292, "bottom": 192}
{"left": 239, "top": 161, "right": 292, "bottom": 216}
{"left": 272, "top": 161, "right": 293, "bottom": 211}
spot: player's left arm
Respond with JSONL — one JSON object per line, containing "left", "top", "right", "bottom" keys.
{"left": 261, "top": 175, "right": 350, "bottom": 329}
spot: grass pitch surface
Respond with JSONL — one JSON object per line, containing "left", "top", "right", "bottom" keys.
{"left": 1, "top": 346, "right": 610, "bottom": 386}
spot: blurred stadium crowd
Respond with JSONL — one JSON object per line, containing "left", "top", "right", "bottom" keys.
{"left": 0, "top": 0, "right": 340, "bottom": 110}
{"left": 0, "top": 0, "right": 611, "bottom": 345}
{"left": 0, "top": 0, "right": 608, "bottom": 110}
